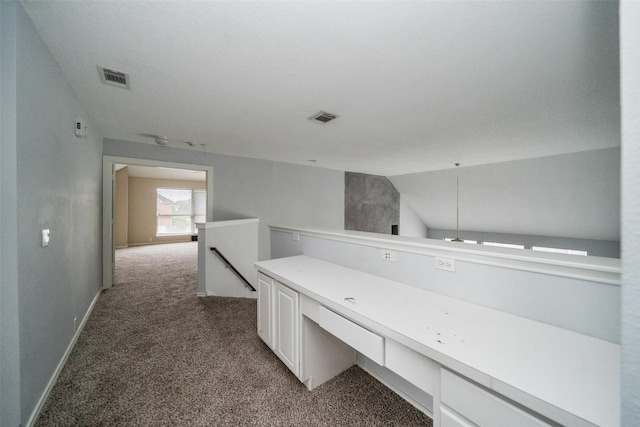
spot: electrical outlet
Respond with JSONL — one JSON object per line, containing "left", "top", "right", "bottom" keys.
{"left": 435, "top": 257, "right": 455, "bottom": 272}
{"left": 73, "top": 317, "right": 78, "bottom": 332}
{"left": 381, "top": 250, "right": 396, "bottom": 262}
{"left": 293, "top": 233, "right": 300, "bottom": 241}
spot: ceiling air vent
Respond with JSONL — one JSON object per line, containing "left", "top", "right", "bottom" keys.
{"left": 97, "top": 66, "right": 130, "bottom": 90}
{"left": 309, "top": 111, "right": 338, "bottom": 123}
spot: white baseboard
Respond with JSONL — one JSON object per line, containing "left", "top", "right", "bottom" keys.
{"left": 26, "top": 289, "right": 102, "bottom": 427}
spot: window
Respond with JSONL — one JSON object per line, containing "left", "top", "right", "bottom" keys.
{"left": 531, "top": 246, "right": 587, "bottom": 256}
{"left": 482, "top": 241, "right": 525, "bottom": 250}
{"left": 157, "top": 188, "right": 206, "bottom": 235}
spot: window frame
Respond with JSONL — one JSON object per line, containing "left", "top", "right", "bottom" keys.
{"left": 156, "top": 187, "right": 205, "bottom": 236}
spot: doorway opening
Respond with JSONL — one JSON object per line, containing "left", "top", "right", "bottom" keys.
{"left": 103, "top": 156, "right": 213, "bottom": 289}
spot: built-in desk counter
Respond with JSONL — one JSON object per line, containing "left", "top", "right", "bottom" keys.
{"left": 255, "top": 255, "right": 619, "bottom": 427}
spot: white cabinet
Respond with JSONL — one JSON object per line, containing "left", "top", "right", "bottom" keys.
{"left": 257, "top": 273, "right": 274, "bottom": 349}
{"left": 440, "top": 406, "right": 475, "bottom": 427}
{"left": 318, "top": 306, "right": 384, "bottom": 365}
{"left": 257, "top": 273, "right": 300, "bottom": 377}
{"left": 274, "top": 282, "right": 300, "bottom": 376}
{"left": 385, "top": 338, "right": 439, "bottom": 395}
{"left": 440, "top": 369, "right": 550, "bottom": 427}
{"left": 256, "top": 256, "right": 619, "bottom": 427}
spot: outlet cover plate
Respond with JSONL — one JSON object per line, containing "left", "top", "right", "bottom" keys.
{"left": 435, "top": 257, "right": 455, "bottom": 272}
{"left": 381, "top": 250, "right": 396, "bottom": 262}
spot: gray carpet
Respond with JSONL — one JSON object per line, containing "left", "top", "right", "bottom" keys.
{"left": 36, "top": 242, "right": 432, "bottom": 426}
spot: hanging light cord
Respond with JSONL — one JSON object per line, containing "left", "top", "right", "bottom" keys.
{"left": 453, "top": 163, "right": 463, "bottom": 242}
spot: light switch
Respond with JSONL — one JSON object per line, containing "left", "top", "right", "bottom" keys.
{"left": 41, "top": 229, "right": 50, "bottom": 247}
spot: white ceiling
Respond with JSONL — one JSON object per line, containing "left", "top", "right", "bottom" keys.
{"left": 21, "top": 1, "right": 619, "bottom": 177}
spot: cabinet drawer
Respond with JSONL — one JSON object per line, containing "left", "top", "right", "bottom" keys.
{"left": 318, "top": 306, "right": 384, "bottom": 365}
{"left": 440, "top": 406, "right": 475, "bottom": 427}
{"left": 441, "top": 369, "right": 550, "bottom": 427}
{"left": 385, "top": 339, "right": 438, "bottom": 394}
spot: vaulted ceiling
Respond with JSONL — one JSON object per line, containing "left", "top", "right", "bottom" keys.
{"left": 22, "top": 1, "right": 619, "bottom": 177}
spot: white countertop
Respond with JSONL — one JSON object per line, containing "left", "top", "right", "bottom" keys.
{"left": 255, "top": 255, "right": 620, "bottom": 427}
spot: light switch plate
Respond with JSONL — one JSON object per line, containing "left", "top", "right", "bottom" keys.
{"left": 41, "top": 229, "right": 50, "bottom": 247}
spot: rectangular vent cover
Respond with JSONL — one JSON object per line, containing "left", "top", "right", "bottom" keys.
{"left": 309, "top": 111, "right": 337, "bottom": 123}
{"left": 98, "top": 66, "right": 130, "bottom": 89}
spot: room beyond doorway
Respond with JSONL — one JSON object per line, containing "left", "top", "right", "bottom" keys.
{"left": 103, "top": 155, "right": 214, "bottom": 289}
{"left": 115, "top": 165, "right": 206, "bottom": 248}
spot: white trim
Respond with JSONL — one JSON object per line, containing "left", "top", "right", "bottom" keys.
{"left": 26, "top": 290, "right": 102, "bottom": 427}
{"left": 196, "top": 218, "right": 259, "bottom": 229}
{"left": 102, "top": 158, "right": 115, "bottom": 289}
{"left": 103, "top": 155, "right": 214, "bottom": 289}
{"left": 127, "top": 240, "right": 193, "bottom": 247}
{"left": 270, "top": 225, "right": 621, "bottom": 286}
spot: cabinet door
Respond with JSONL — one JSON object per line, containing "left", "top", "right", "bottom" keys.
{"left": 257, "top": 273, "right": 274, "bottom": 349}
{"left": 275, "top": 283, "right": 300, "bottom": 376}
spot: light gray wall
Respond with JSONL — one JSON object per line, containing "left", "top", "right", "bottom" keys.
{"left": 1, "top": 3, "right": 22, "bottom": 426}
{"left": 399, "top": 195, "right": 428, "bottom": 238}
{"left": 0, "top": 4, "right": 104, "bottom": 425}
{"left": 390, "top": 148, "right": 621, "bottom": 243}
{"left": 345, "top": 172, "right": 399, "bottom": 234}
{"left": 621, "top": 1, "right": 640, "bottom": 424}
{"left": 271, "top": 229, "right": 620, "bottom": 343}
{"left": 103, "top": 139, "right": 345, "bottom": 261}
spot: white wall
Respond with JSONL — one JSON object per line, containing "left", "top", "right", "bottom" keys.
{"left": 271, "top": 229, "right": 620, "bottom": 343}
{"left": 212, "top": 153, "right": 344, "bottom": 261}
{"left": 390, "top": 148, "right": 621, "bottom": 243}
{"left": 621, "top": 1, "right": 640, "bottom": 424}
{"left": 1, "top": 3, "right": 104, "bottom": 425}
{"left": 103, "top": 139, "right": 345, "bottom": 261}
{"left": 197, "top": 219, "right": 258, "bottom": 297}
{"left": 399, "top": 195, "right": 428, "bottom": 238}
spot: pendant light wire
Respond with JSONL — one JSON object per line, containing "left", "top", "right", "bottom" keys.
{"left": 452, "top": 163, "right": 463, "bottom": 242}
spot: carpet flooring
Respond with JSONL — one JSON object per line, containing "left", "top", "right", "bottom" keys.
{"left": 35, "top": 242, "right": 432, "bottom": 426}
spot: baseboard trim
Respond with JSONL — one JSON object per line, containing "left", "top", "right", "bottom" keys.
{"left": 357, "top": 361, "right": 433, "bottom": 419}
{"left": 196, "top": 292, "right": 207, "bottom": 297}
{"left": 26, "top": 289, "right": 102, "bottom": 427}
{"left": 128, "top": 240, "right": 193, "bottom": 247}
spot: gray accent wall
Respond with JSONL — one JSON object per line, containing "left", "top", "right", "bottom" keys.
{"left": 103, "top": 139, "right": 345, "bottom": 261}
{"left": 345, "top": 172, "right": 399, "bottom": 234}
{"left": 1, "top": 3, "right": 104, "bottom": 426}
